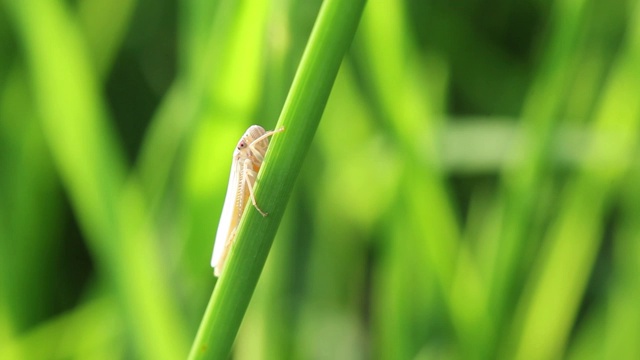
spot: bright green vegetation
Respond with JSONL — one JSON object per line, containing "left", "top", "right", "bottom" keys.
{"left": 1, "top": 0, "right": 639, "bottom": 359}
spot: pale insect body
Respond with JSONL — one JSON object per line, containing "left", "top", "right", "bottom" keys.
{"left": 211, "top": 125, "right": 283, "bottom": 276}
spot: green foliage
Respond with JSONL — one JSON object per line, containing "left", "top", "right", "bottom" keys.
{"left": 1, "top": 0, "right": 639, "bottom": 359}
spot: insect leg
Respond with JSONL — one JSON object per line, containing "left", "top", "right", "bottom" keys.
{"left": 242, "top": 158, "right": 268, "bottom": 216}
{"left": 248, "top": 127, "right": 285, "bottom": 161}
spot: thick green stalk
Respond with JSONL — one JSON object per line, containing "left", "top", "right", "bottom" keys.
{"left": 188, "top": 0, "right": 367, "bottom": 358}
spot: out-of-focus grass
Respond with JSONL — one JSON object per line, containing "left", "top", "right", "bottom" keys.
{"left": 1, "top": 0, "right": 640, "bottom": 359}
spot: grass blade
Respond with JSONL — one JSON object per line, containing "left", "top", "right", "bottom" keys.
{"left": 188, "top": 0, "right": 367, "bottom": 358}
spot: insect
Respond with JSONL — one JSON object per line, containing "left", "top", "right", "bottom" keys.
{"left": 211, "top": 125, "right": 284, "bottom": 276}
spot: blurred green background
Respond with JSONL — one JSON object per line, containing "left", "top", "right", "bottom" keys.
{"left": 1, "top": 0, "right": 640, "bottom": 359}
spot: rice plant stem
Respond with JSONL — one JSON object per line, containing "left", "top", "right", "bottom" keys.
{"left": 187, "top": 0, "right": 367, "bottom": 359}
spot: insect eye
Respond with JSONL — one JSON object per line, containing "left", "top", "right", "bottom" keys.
{"left": 238, "top": 141, "right": 246, "bottom": 149}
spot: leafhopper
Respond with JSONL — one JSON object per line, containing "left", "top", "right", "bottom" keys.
{"left": 211, "top": 125, "right": 284, "bottom": 276}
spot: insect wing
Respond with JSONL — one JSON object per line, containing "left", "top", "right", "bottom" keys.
{"left": 211, "top": 155, "right": 243, "bottom": 273}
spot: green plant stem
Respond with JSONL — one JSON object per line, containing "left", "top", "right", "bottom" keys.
{"left": 187, "top": 0, "right": 367, "bottom": 358}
